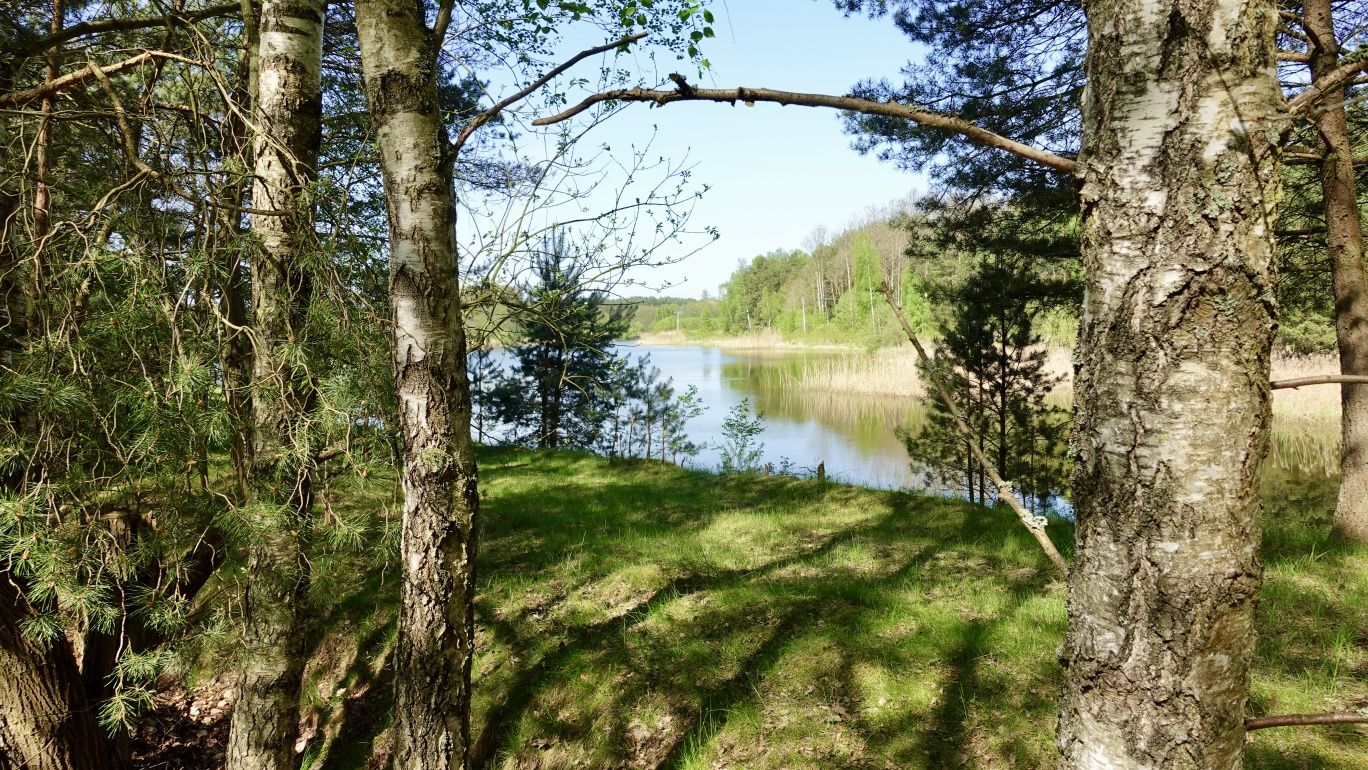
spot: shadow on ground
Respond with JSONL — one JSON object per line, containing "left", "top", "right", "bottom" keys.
{"left": 309, "top": 451, "right": 1365, "bottom": 770}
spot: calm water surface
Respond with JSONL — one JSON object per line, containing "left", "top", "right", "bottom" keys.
{"left": 617, "top": 344, "right": 1340, "bottom": 495}
{"left": 622, "top": 344, "right": 929, "bottom": 489}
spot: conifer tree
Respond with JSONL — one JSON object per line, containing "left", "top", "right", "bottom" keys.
{"left": 487, "top": 232, "right": 635, "bottom": 450}
{"left": 902, "top": 253, "right": 1067, "bottom": 510}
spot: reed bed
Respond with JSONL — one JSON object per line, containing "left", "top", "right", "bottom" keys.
{"left": 1270, "top": 353, "right": 1342, "bottom": 478}
{"left": 784, "top": 345, "right": 926, "bottom": 398}
{"left": 1271, "top": 353, "right": 1342, "bottom": 423}
{"left": 784, "top": 347, "right": 1345, "bottom": 478}
{"left": 786, "top": 344, "right": 1076, "bottom": 399}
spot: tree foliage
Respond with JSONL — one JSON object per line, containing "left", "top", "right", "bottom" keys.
{"left": 901, "top": 253, "right": 1068, "bottom": 511}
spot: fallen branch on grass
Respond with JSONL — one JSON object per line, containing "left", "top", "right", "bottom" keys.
{"left": 1246, "top": 711, "right": 1368, "bottom": 731}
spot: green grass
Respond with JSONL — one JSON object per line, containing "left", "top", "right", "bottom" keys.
{"left": 300, "top": 449, "right": 1367, "bottom": 769}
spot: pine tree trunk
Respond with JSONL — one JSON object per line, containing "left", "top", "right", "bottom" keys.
{"left": 225, "top": 1, "right": 325, "bottom": 768}
{"left": 1057, "top": 1, "right": 1281, "bottom": 768}
{"left": 1304, "top": 0, "right": 1368, "bottom": 542}
{"left": 220, "top": 0, "right": 260, "bottom": 497}
{"left": 354, "top": 1, "right": 481, "bottom": 767}
{"left": 0, "top": 575, "right": 122, "bottom": 770}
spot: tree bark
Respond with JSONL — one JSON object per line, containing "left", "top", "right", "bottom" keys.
{"left": 0, "top": 575, "right": 122, "bottom": 770}
{"left": 225, "top": 1, "right": 325, "bottom": 768}
{"left": 219, "top": 0, "right": 261, "bottom": 498}
{"left": 1303, "top": 0, "right": 1368, "bottom": 542}
{"left": 1057, "top": 1, "right": 1281, "bottom": 767}
{"left": 354, "top": 1, "right": 481, "bottom": 768}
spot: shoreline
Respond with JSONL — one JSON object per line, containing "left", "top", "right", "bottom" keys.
{"left": 631, "top": 330, "right": 864, "bottom": 351}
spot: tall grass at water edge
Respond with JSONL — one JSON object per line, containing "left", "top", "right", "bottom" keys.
{"left": 786, "top": 348, "right": 1345, "bottom": 478}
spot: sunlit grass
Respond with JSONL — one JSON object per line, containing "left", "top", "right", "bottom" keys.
{"left": 299, "top": 449, "right": 1366, "bottom": 770}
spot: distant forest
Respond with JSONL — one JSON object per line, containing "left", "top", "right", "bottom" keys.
{"left": 627, "top": 200, "right": 1340, "bottom": 353}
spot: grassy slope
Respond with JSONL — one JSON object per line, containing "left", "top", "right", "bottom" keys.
{"left": 303, "top": 450, "right": 1366, "bottom": 770}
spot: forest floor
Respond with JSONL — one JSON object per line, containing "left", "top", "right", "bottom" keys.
{"left": 158, "top": 450, "right": 1366, "bottom": 769}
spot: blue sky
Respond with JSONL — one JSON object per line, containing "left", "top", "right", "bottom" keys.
{"left": 475, "top": 2, "right": 930, "bottom": 298}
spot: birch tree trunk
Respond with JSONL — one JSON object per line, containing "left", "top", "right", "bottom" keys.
{"left": 1057, "top": 0, "right": 1281, "bottom": 767}
{"left": 225, "top": 1, "right": 325, "bottom": 768}
{"left": 1303, "top": 0, "right": 1368, "bottom": 542}
{"left": 0, "top": 575, "right": 121, "bottom": 770}
{"left": 354, "top": 1, "right": 481, "bottom": 767}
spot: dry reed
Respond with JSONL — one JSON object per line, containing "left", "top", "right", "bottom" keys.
{"left": 786, "top": 347, "right": 1344, "bottom": 477}
{"left": 787, "top": 344, "right": 1077, "bottom": 399}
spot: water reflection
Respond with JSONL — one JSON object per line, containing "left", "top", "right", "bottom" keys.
{"left": 624, "top": 345, "right": 936, "bottom": 489}
{"left": 618, "top": 345, "right": 1339, "bottom": 497}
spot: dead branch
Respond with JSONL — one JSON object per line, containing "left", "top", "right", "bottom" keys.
{"left": 533, "top": 75, "right": 1079, "bottom": 175}
{"left": 876, "top": 284, "right": 1070, "bottom": 579}
{"left": 0, "top": 52, "right": 165, "bottom": 108}
{"left": 1271, "top": 374, "right": 1368, "bottom": 389}
{"left": 1246, "top": 712, "right": 1368, "bottom": 731}
{"left": 13, "top": 3, "right": 243, "bottom": 58}
{"left": 1287, "top": 52, "right": 1368, "bottom": 115}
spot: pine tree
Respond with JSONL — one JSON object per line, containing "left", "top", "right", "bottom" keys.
{"left": 902, "top": 253, "right": 1067, "bottom": 511}
{"left": 487, "top": 232, "right": 634, "bottom": 450}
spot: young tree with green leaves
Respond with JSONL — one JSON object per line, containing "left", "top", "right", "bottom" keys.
{"left": 717, "top": 399, "right": 764, "bottom": 474}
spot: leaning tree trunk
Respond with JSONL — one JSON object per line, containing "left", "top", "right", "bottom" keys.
{"left": 1057, "top": 0, "right": 1281, "bottom": 768}
{"left": 0, "top": 575, "right": 122, "bottom": 770}
{"left": 1304, "top": 0, "right": 1368, "bottom": 542}
{"left": 354, "top": 2, "right": 481, "bottom": 768}
{"left": 224, "top": 1, "right": 325, "bottom": 769}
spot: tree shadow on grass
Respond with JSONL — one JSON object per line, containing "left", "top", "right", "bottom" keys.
{"left": 470, "top": 502, "right": 909, "bottom": 769}
{"left": 314, "top": 452, "right": 1077, "bottom": 770}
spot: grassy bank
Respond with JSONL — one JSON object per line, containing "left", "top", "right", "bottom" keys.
{"left": 251, "top": 449, "right": 1368, "bottom": 770}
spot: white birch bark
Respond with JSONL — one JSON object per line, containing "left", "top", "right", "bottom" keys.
{"left": 1057, "top": 0, "right": 1282, "bottom": 767}
{"left": 354, "top": 1, "right": 481, "bottom": 767}
{"left": 225, "top": 1, "right": 325, "bottom": 768}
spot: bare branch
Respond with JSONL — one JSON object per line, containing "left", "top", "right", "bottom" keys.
{"left": 534, "top": 75, "right": 1079, "bottom": 175}
{"left": 451, "top": 32, "right": 647, "bottom": 156}
{"left": 15, "top": 3, "right": 243, "bottom": 57}
{"left": 1287, "top": 51, "right": 1368, "bottom": 115}
{"left": 877, "top": 284, "right": 1070, "bottom": 579}
{"left": 1246, "top": 712, "right": 1368, "bottom": 731}
{"left": 1280, "top": 148, "right": 1368, "bottom": 166}
{"left": 432, "top": 0, "right": 455, "bottom": 48}
{"left": 0, "top": 52, "right": 163, "bottom": 108}
{"left": 1272, "top": 374, "right": 1368, "bottom": 389}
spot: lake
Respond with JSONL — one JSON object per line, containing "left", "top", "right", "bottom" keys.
{"left": 618, "top": 344, "right": 1343, "bottom": 494}
{"left": 480, "top": 343, "right": 1342, "bottom": 502}
{"left": 620, "top": 344, "right": 928, "bottom": 488}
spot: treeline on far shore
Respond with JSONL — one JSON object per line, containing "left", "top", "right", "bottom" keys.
{"left": 624, "top": 199, "right": 1338, "bottom": 354}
